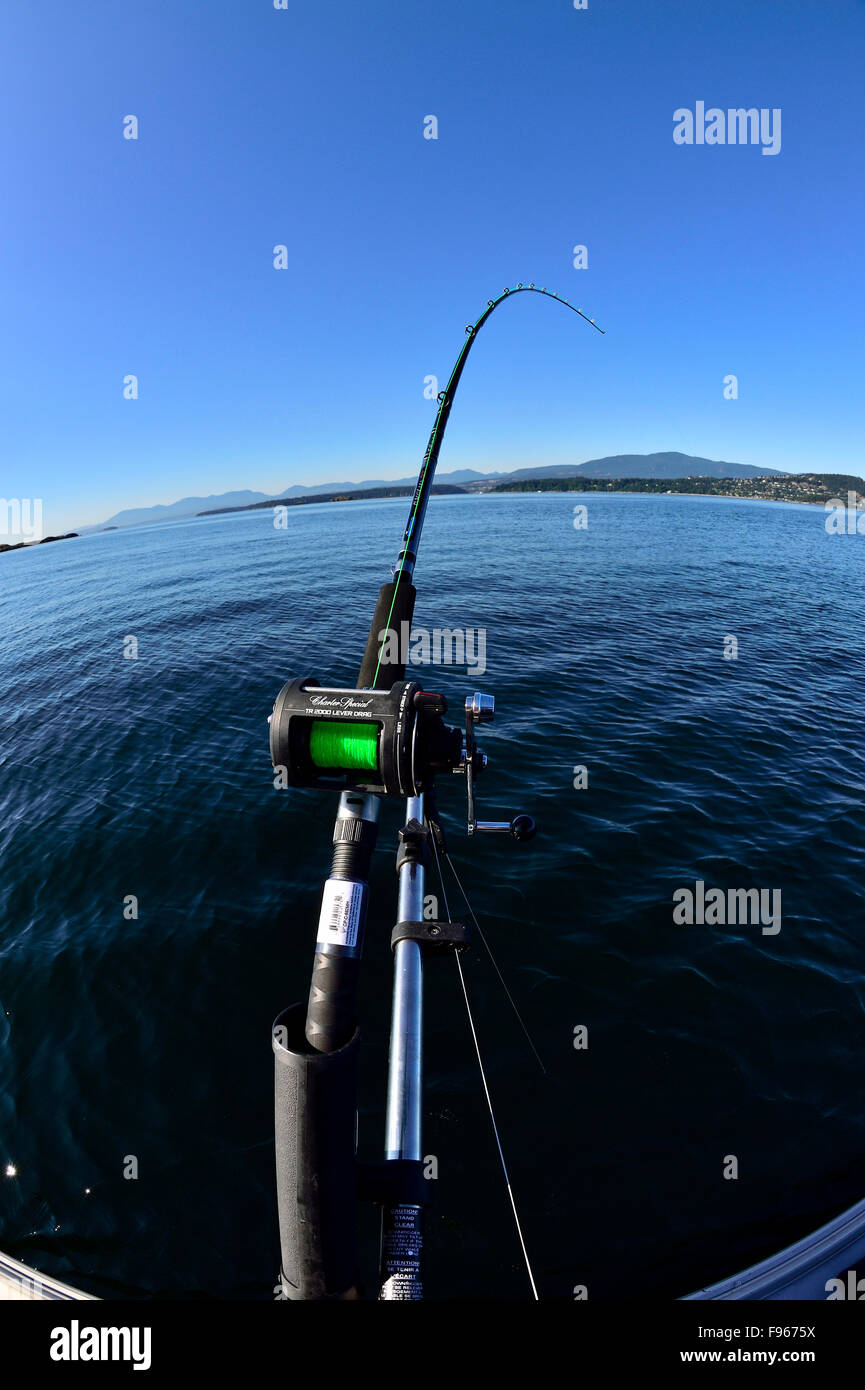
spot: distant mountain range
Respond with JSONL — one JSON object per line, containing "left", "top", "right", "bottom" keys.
{"left": 87, "top": 490, "right": 269, "bottom": 531}
{"left": 514, "top": 452, "right": 780, "bottom": 482}
{"left": 82, "top": 454, "right": 787, "bottom": 530}
{"left": 199, "top": 484, "right": 465, "bottom": 516}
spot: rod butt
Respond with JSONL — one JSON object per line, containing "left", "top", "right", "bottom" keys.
{"left": 273, "top": 1003, "right": 359, "bottom": 1300}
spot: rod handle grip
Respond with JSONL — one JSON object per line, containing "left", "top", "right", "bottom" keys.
{"left": 305, "top": 950, "right": 360, "bottom": 1053}
{"left": 356, "top": 580, "right": 417, "bottom": 690}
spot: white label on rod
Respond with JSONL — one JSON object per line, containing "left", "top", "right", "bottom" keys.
{"left": 316, "top": 878, "right": 364, "bottom": 949}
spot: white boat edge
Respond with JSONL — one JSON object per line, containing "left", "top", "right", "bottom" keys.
{"left": 684, "top": 1194, "right": 865, "bottom": 1300}
{"left": 0, "top": 1249, "right": 97, "bottom": 1301}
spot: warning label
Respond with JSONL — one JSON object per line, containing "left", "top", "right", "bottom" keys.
{"left": 380, "top": 1205, "right": 423, "bottom": 1300}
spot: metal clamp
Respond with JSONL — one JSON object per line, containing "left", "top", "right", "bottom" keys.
{"left": 391, "top": 920, "right": 470, "bottom": 956}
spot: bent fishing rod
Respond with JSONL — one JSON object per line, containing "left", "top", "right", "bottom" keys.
{"left": 268, "top": 284, "right": 604, "bottom": 1301}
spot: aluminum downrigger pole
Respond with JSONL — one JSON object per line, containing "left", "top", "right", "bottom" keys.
{"left": 270, "top": 285, "right": 604, "bottom": 1302}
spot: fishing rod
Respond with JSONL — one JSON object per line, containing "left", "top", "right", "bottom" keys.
{"left": 268, "top": 284, "right": 604, "bottom": 1301}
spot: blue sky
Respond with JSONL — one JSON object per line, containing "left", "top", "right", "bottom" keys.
{"left": 1, "top": 0, "right": 863, "bottom": 535}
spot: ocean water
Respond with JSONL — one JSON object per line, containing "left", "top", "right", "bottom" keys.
{"left": 1, "top": 491, "right": 864, "bottom": 1300}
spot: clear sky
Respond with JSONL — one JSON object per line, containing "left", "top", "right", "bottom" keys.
{"left": 1, "top": 0, "right": 863, "bottom": 536}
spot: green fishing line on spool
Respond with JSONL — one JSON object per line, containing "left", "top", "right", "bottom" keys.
{"left": 308, "top": 720, "right": 380, "bottom": 773}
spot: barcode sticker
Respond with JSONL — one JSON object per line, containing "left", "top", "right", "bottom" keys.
{"left": 317, "top": 878, "right": 364, "bottom": 948}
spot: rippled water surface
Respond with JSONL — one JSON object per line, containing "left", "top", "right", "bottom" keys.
{"left": 1, "top": 492, "right": 863, "bottom": 1299}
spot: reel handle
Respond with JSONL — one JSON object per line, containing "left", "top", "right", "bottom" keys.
{"left": 463, "top": 694, "right": 537, "bottom": 842}
{"left": 471, "top": 815, "right": 537, "bottom": 841}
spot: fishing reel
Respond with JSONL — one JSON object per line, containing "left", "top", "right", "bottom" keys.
{"left": 268, "top": 678, "right": 535, "bottom": 840}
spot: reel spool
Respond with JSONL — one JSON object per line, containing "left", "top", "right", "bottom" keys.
{"left": 268, "top": 679, "right": 463, "bottom": 797}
